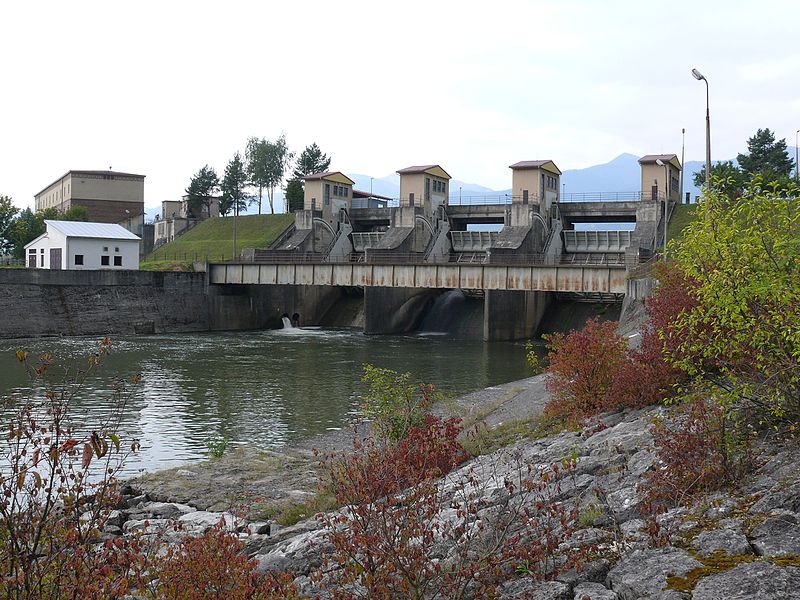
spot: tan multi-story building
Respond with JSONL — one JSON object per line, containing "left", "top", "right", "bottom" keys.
{"left": 34, "top": 170, "right": 145, "bottom": 233}
{"left": 638, "top": 155, "right": 682, "bottom": 204}
{"left": 396, "top": 165, "right": 451, "bottom": 217}
{"left": 508, "top": 160, "right": 561, "bottom": 212}
{"left": 302, "top": 171, "right": 355, "bottom": 220}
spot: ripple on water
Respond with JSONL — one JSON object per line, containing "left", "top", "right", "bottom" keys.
{"left": 0, "top": 330, "right": 535, "bottom": 474}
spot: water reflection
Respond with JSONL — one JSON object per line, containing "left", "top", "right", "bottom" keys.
{"left": 0, "top": 329, "right": 539, "bottom": 475}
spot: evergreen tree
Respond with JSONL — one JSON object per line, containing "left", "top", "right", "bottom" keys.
{"left": 292, "top": 143, "right": 331, "bottom": 180}
{"left": 284, "top": 179, "right": 304, "bottom": 213}
{"left": 220, "top": 152, "right": 249, "bottom": 217}
{"left": 185, "top": 165, "right": 220, "bottom": 218}
{"left": 284, "top": 143, "right": 332, "bottom": 214}
{"left": 737, "top": 128, "right": 794, "bottom": 182}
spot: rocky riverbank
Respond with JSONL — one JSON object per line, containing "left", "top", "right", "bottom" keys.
{"left": 122, "top": 374, "right": 800, "bottom": 599}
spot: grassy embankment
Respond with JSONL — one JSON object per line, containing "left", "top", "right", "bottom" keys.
{"left": 667, "top": 203, "right": 698, "bottom": 247}
{"left": 140, "top": 214, "right": 293, "bottom": 271}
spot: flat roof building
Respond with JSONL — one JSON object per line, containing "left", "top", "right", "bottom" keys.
{"left": 34, "top": 170, "right": 146, "bottom": 234}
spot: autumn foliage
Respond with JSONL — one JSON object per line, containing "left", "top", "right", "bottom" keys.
{"left": 544, "top": 262, "right": 694, "bottom": 422}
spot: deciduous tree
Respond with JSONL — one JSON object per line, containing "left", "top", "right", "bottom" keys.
{"left": 263, "top": 134, "right": 294, "bottom": 214}
{"left": 672, "top": 181, "right": 800, "bottom": 421}
{"left": 245, "top": 137, "right": 269, "bottom": 214}
{"left": 691, "top": 160, "right": 746, "bottom": 199}
{"left": 0, "top": 195, "right": 19, "bottom": 255}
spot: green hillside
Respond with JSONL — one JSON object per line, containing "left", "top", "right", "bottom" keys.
{"left": 667, "top": 203, "right": 698, "bottom": 248}
{"left": 142, "top": 214, "right": 293, "bottom": 270}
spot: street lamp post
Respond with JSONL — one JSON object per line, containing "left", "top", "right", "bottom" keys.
{"left": 680, "top": 128, "right": 686, "bottom": 204}
{"left": 656, "top": 159, "right": 669, "bottom": 260}
{"left": 692, "top": 68, "right": 712, "bottom": 192}
{"left": 795, "top": 129, "right": 799, "bottom": 182}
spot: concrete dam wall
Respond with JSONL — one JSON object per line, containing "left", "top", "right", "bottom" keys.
{"left": 0, "top": 270, "right": 341, "bottom": 339}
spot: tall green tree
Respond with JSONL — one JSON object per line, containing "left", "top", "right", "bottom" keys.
{"left": 245, "top": 137, "right": 269, "bottom": 214}
{"left": 692, "top": 160, "right": 746, "bottom": 200}
{"left": 263, "top": 134, "right": 294, "bottom": 214}
{"left": 220, "top": 152, "right": 249, "bottom": 217}
{"left": 285, "top": 143, "right": 332, "bottom": 213}
{"left": 672, "top": 179, "right": 800, "bottom": 421}
{"left": 8, "top": 208, "right": 45, "bottom": 258}
{"left": 185, "top": 165, "right": 220, "bottom": 219}
{"left": 284, "top": 179, "right": 305, "bottom": 213}
{"left": 292, "top": 143, "right": 331, "bottom": 180}
{"left": 0, "top": 195, "right": 19, "bottom": 256}
{"left": 736, "top": 128, "right": 794, "bottom": 182}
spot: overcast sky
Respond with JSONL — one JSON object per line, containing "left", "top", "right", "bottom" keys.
{"left": 2, "top": 0, "right": 799, "bottom": 211}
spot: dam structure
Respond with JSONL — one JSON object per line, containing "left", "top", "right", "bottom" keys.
{"left": 210, "top": 155, "right": 682, "bottom": 340}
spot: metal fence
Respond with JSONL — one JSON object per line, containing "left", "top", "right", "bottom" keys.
{"left": 560, "top": 191, "right": 665, "bottom": 203}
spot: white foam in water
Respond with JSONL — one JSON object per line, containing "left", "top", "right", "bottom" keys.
{"left": 282, "top": 317, "right": 294, "bottom": 328}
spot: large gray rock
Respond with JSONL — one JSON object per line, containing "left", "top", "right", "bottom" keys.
{"left": 750, "top": 514, "right": 800, "bottom": 557}
{"left": 606, "top": 548, "right": 700, "bottom": 599}
{"left": 177, "top": 510, "right": 240, "bottom": 533}
{"left": 583, "top": 416, "right": 653, "bottom": 456}
{"left": 497, "top": 578, "right": 570, "bottom": 599}
{"left": 692, "top": 527, "right": 753, "bottom": 557}
{"left": 573, "top": 582, "right": 618, "bottom": 600}
{"left": 749, "top": 481, "right": 800, "bottom": 514}
{"left": 692, "top": 561, "right": 800, "bottom": 600}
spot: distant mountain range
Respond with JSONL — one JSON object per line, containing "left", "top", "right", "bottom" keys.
{"left": 147, "top": 150, "right": 800, "bottom": 220}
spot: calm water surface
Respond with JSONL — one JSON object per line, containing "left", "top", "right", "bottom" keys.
{"left": 0, "top": 329, "right": 538, "bottom": 475}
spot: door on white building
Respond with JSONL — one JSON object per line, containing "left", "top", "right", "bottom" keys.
{"left": 28, "top": 253, "right": 36, "bottom": 268}
{"left": 50, "top": 248, "right": 62, "bottom": 270}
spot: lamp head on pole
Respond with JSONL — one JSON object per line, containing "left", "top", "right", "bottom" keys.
{"left": 691, "top": 68, "right": 705, "bottom": 81}
{"left": 655, "top": 159, "right": 665, "bottom": 167}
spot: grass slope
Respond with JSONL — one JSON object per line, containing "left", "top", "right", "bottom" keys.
{"left": 144, "top": 214, "right": 293, "bottom": 267}
{"left": 667, "top": 204, "right": 698, "bottom": 248}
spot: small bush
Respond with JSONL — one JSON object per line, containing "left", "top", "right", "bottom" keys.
{"left": 639, "top": 395, "right": 752, "bottom": 510}
{"left": 360, "top": 364, "right": 442, "bottom": 445}
{"left": 0, "top": 340, "right": 151, "bottom": 599}
{"left": 543, "top": 319, "right": 630, "bottom": 423}
{"left": 152, "top": 519, "right": 299, "bottom": 599}
{"left": 316, "top": 442, "right": 586, "bottom": 598}
{"left": 206, "top": 433, "right": 229, "bottom": 458}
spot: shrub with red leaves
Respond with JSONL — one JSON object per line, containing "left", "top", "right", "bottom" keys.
{"left": 639, "top": 396, "right": 747, "bottom": 510}
{"left": 543, "top": 319, "right": 630, "bottom": 422}
{"left": 153, "top": 519, "right": 299, "bottom": 600}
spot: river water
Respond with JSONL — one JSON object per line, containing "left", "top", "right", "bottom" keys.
{"left": 0, "top": 329, "right": 539, "bottom": 475}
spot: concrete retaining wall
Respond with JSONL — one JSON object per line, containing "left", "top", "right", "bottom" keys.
{"left": 0, "top": 270, "right": 342, "bottom": 339}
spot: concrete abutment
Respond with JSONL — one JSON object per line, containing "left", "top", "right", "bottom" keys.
{"left": 483, "top": 290, "right": 552, "bottom": 341}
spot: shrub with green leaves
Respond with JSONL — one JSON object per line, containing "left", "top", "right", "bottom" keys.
{"left": 671, "top": 179, "right": 800, "bottom": 422}
{"left": 360, "top": 365, "right": 441, "bottom": 445}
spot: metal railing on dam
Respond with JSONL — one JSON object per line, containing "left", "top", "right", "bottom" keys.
{"left": 208, "top": 259, "right": 629, "bottom": 294}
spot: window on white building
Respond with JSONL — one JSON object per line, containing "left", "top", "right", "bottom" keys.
{"left": 74, "top": 255, "right": 84, "bottom": 266}
{"left": 114, "top": 256, "right": 122, "bottom": 267}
